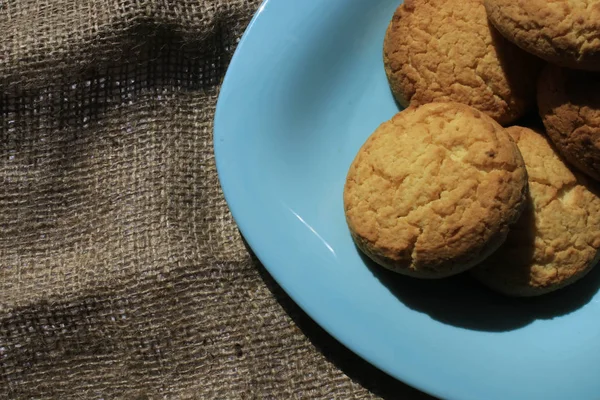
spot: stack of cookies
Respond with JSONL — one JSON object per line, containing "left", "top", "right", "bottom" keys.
{"left": 344, "top": 0, "right": 600, "bottom": 296}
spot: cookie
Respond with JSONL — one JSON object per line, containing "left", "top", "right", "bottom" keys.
{"left": 344, "top": 102, "right": 528, "bottom": 278}
{"left": 485, "top": 0, "right": 600, "bottom": 71}
{"left": 472, "top": 126, "right": 600, "bottom": 296}
{"left": 538, "top": 64, "right": 600, "bottom": 181}
{"left": 383, "top": 0, "right": 542, "bottom": 126}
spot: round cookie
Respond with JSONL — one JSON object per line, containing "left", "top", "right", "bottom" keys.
{"left": 472, "top": 126, "right": 600, "bottom": 296}
{"left": 538, "top": 64, "right": 600, "bottom": 181}
{"left": 383, "top": 0, "right": 542, "bottom": 126}
{"left": 344, "top": 102, "right": 528, "bottom": 278}
{"left": 485, "top": 0, "right": 600, "bottom": 71}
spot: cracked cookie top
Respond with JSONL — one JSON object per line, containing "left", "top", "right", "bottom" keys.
{"left": 485, "top": 0, "right": 600, "bottom": 71}
{"left": 472, "top": 126, "right": 600, "bottom": 296}
{"left": 538, "top": 64, "right": 600, "bottom": 181}
{"left": 343, "top": 102, "right": 528, "bottom": 278}
{"left": 383, "top": 0, "right": 542, "bottom": 126}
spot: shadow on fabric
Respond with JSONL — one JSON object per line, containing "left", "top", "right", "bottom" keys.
{"left": 244, "top": 241, "right": 438, "bottom": 400}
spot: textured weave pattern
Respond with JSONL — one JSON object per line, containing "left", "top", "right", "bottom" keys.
{"left": 0, "top": 1, "right": 433, "bottom": 398}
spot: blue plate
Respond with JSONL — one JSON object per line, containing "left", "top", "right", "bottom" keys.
{"left": 214, "top": 1, "right": 600, "bottom": 399}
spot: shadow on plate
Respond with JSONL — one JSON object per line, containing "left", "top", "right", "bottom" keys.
{"left": 360, "top": 249, "right": 600, "bottom": 332}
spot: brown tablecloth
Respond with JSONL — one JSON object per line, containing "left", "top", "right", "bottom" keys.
{"left": 0, "top": 1, "right": 435, "bottom": 398}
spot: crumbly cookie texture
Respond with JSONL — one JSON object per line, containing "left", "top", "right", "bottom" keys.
{"left": 472, "top": 126, "right": 600, "bottom": 296}
{"left": 538, "top": 64, "right": 600, "bottom": 181}
{"left": 383, "top": 0, "right": 542, "bottom": 126}
{"left": 485, "top": 0, "right": 600, "bottom": 71}
{"left": 344, "top": 102, "right": 528, "bottom": 278}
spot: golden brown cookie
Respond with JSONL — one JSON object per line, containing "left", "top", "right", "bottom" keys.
{"left": 472, "top": 126, "right": 600, "bottom": 296}
{"left": 538, "top": 64, "right": 600, "bottom": 181}
{"left": 485, "top": 0, "right": 600, "bottom": 71}
{"left": 344, "top": 102, "right": 528, "bottom": 278}
{"left": 383, "top": 0, "right": 542, "bottom": 126}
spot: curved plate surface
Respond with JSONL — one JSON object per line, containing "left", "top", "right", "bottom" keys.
{"left": 214, "top": 1, "right": 600, "bottom": 399}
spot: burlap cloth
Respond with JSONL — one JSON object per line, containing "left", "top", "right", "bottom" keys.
{"left": 0, "top": 1, "right": 435, "bottom": 398}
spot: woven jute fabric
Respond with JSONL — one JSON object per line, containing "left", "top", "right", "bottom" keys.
{"left": 0, "top": 1, "right": 434, "bottom": 398}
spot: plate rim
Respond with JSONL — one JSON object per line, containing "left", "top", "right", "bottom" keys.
{"left": 213, "top": 1, "right": 446, "bottom": 398}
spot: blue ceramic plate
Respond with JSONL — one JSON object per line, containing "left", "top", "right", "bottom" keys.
{"left": 214, "top": 1, "right": 600, "bottom": 399}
